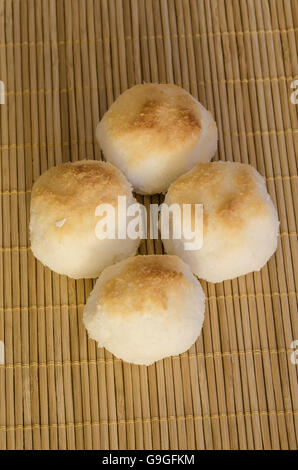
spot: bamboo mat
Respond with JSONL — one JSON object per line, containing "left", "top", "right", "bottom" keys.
{"left": 0, "top": 0, "right": 297, "bottom": 450}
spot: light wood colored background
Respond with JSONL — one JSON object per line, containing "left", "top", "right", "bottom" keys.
{"left": 0, "top": 0, "right": 297, "bottom": 450}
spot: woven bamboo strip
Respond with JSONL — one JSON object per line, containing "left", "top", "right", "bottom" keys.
{"left": 250, "top": 0, "right": 296, "bottom": 449}
{"left": 3, "top": 0, "right": 19, "bottom": 451}
{"left": 0, "top": 0, "right": 8, "bottom": 451}
{"left": 1, "top": 26, "right": 298, "bottom": 50}
{"left": 19, "top": 0, "right": 34, "bottom": 450}
{"left": 1, "top": 408, "right": 297, "bottom": 432}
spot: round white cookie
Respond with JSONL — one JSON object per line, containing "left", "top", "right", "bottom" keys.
{"left": 96, "top": 83, "right": 218, "bottom": 194}
{"left": 83, "top": 255, "right": 205, "bottom": 365}
{"left": 30, "top": 160, "right": 140, "bottom": 279}
{"left": 162, "top": 161, "right": 279, "bottom": 282}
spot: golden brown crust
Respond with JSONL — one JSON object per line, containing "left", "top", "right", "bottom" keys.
{"left": 32, "top": 160, "right": 130, "bottom": 207}
{"left": 169, "top": 162, "right": 223, "bottom": 198}
{"left": 125, "top": 98, "right": 200, "bottom": 136}
{"left": 99, "top": 255, "right": 192, "bottom": 315}
{"left": 167, "top": 162, "right": 271, "bottom": 234}
{"left": 30, "top": 160, "right": 132, "bottom": 236}
{"left": 103, "top": 84, "right": 202, "bottom": 152}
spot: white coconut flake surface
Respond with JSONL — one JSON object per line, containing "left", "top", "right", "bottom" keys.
{"left": 56, "top": 218, "right": 66, "bottom": 228}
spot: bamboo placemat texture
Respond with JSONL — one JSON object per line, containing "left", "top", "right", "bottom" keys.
{"left": 0, "top": 0, "right": 297, "bottom": 450}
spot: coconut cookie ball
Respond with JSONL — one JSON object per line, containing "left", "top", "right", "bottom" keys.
{"left": 83, "top": 255, "right": 205, "bottom": 365}
{"left": 96, "top": 83, "right": 218, "bottom": 194}
{"left": 30, "top": 160, "right": 140, "bottom": 279}
{"left": 162, "top": 161, "right": 279, "bottom": 283}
